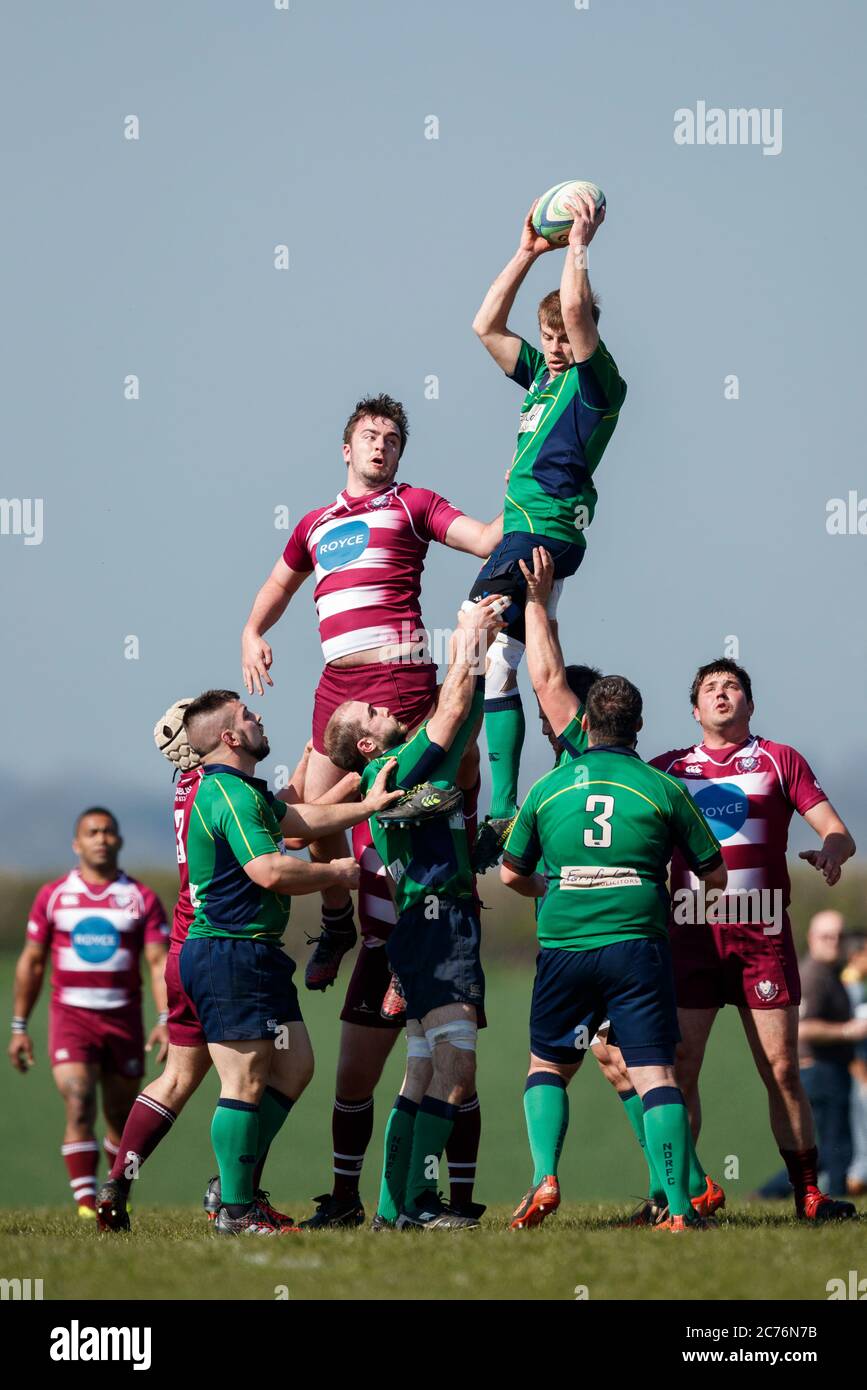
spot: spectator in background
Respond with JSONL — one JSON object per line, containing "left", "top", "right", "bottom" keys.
{"left": 798, "top": 911, "right": 867, "bottom": 1196}
{"left": 756, "top": 910, "right": 867, "bottom": 1198}
{"left": 841, "top": 931, "right": 867, "bottom": 1195}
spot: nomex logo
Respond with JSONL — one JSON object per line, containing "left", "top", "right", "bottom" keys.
{"left": 50, "top": 1321, "right": 152, "bottom": 1371}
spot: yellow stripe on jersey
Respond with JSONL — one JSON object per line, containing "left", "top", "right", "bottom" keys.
{"left": 213, "top": 777, "right": 256, "bottom": 859}
{"left": 536, "top": 779, "right": 665, "bottom": 818}
{"left": 191, "top": 799, "right": 214, "bottom": 841}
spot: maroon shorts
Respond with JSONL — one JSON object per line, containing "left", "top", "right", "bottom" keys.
{"left": 165, "top": 946, "right": 207, "bottom": 1048}
{"left": 312, "top": 659, "right": 438, "bottom": 755}
{"left": 339, "top": 942, "right": 487, "bottom": 1029}
{"left": 340, "top": 941, "right": 404, "bottom": 1030}
{"left": 670, "top": 916, "right": 802, "bottom": 1011}
{"left": 49, "top": 1003, "right": 144, "bottom": 1077}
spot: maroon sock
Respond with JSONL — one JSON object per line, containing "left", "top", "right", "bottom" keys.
{"left": 62, "top": 1140, "right": 100, "bottom": 1209}
{"left": 108, "top": 1094, "right": 177, "bottom": 1191}
{"left": 332, "top": 1096, "right": 374, "bottom": 1200}
{"left": 446, "top": 1093, "right": 481, "bottom": 1206}
{"left": 780, "top": 1146, "right": 820, "bottom": 1209}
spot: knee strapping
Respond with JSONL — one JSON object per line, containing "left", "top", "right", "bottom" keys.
{"left": 484, "top": 632, "right": 525, "bottom": 700}
{"left": 406, "top": 1034, "right": 432, "bottom": 1061}
{"left": 424, "top": 1019, "right": 478, "bottom": 1053}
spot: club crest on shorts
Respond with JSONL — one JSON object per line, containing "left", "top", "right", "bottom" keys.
{"left": 755, "top": 979, "right": 779, "bottom": 1002}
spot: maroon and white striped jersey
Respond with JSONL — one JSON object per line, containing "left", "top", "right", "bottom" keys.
{"left": 171, "top": 766, "right": 204, "bottom": 950}
{"left": 26, "top": 870, "right": 168, "bottom": 1010}
{"left": 650, "top": 736, "right": 827, "bottom": 917}
{"left": 282, "top": 483, "right": 462, "bottom": 663}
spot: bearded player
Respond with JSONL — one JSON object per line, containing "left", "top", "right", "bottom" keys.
{"left": 8, "top": 809, "right": 169, "bottom": 1217}
{"left": 469, "top": 193, "right": 627, "bottom": 867}
{"left": 96, "top": 697, "right": 396, "bottom": 1233}
{"left": 649, "top": 659, "right": 857, "bottom": 1221}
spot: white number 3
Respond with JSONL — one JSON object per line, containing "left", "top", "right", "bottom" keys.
{"left": 583, "top": 794, "right": 614, "bottom": 848}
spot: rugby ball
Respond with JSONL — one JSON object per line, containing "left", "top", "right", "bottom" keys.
{"left": 532, "top": 180, "right": 606, "bottom": 246}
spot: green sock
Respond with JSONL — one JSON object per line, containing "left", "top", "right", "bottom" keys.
{"left": 377, "top": 1096, "right": 418, "bottom": 1222}
{"left": 642, "top": 1088, "right": 694, "bottom": 1219}
{"left": 211, "top": 1099, "right": 259, "bottom": 1207}
{"left": 619, "top": 1088, "right": 665, "bottom": 1201}
{"left": 404, "top": 1097, "right": 455, "bottom": 1213}
{"left": 254, "top": 1085, "right": 294, "bottom": 1186}
{"left": 524, "top": 1073, "right": 569, "bottom": 1185}
{"left": 485, "top": 697, "right": 525, "bottom": 820}
{"left": 687, "top": 1130, "right": 707, "bottom": 1200}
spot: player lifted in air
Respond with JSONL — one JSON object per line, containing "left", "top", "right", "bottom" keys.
{"left": 501, "top": 676, "right": 726, "bottom": 1232}
{"left": 469, "top": 192, "right": 627, "bottom": 868}
{"left": 650, "top": 658, "right": 858, "bottom": 1221}
{"left": 324, "top": 596, "right": 503, "bottom": 1228}
{"left": 8, "top": 809, "right": 169, "bottom": 1217}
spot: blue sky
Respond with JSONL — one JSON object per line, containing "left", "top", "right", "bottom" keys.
{"left": 1, "top": 0, "right": 865, "bottom": 868}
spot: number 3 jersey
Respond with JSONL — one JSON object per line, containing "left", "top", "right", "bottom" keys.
{"left": 649, "top": 736, "right": 828, "bottom": 918}
{"left": 26, "top": 871, "right": 168, "bottom": 1010}
{"left": 503, "top": 746, "right": 722, "bottom": 950}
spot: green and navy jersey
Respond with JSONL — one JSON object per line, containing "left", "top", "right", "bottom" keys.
{"left": 504, "top": 337, "right": 626, "bottom": 546}
{"left": 359, "top": 689, "right": 482, "bottom": 916}
{"left": 555, "top": 706, "right": 588, "bottom": 767}
{"left": 185, "top": 764, "right": 290, "bottom": 942}
{"left": 504, "top": 746, "right": 722, "bottom": 952}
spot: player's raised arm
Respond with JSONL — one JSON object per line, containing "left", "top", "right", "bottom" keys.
{"left": 7, "top": 940, "right": 47, "bottom": 1072}
{"left": 799, "top": 801, "right": 856, "bottom": 886}
{"left": 425, "top": 597, "right": 504, "bottom": 750}
{"left": 559, "top": 193, "right": 604, "bottom": 364}
{"left": 443, "top": 511, "right": 504, "bottom": 559}
{"left": 519, "top": 547, "right": 580, "bottom": 737}
{"left": 472, "top": 202, "right": 556, "bottom": 374}
{"left": 241, "top": 556, "right": 310, "bottom": 696}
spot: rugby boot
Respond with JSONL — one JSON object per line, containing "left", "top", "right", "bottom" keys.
{"left": 95, "top": 1179, "right": 130, "bottom": 1233}
{"left": 299, "top": 1192, "right": 365, "bottom": 1229}
{"left": 509, "top": 1175, "right": 560, "bottom": 1230}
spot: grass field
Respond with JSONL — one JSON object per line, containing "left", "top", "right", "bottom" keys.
{"left": 1, "top": 1205, "right": 863, "bottom": 1302}
{"left": 3, "top": 954, "right": 863, "bottom": 1300}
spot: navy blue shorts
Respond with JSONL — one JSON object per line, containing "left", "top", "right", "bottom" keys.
{"left": 386, "top": 899, "right": 485, "bottom": 1022}
{"left": 179, "top": 937, "right": 303, "bottom": 1043}
{"left": 468, "top": 531, "right": 584, "bottom": 643}
{"left": 530, "top": 937, "right": 680, "bottom": 1067}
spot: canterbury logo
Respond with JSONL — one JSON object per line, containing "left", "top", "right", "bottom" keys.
{"left": 420, "top": 795, "right": 440, "bottom": 808}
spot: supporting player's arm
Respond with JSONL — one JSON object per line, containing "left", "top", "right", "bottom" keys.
{"left": 559, "top": 193, "right": 604, "bottom": 364}
{"left": 472, "top": 202, "right": 556, "bottom": 373}
{"left": 519, "top": 547, "right": 578, "bottom": 736}
{"left": 7, "top": 940, "right": 48, "bottom": 1072}
{"left": 425, "top": 597, "right": 504, "bottom": 751}
{"left": 278, "top": 760, "right": 402, "bottom": 842}
{"left": 244, "top": 853, "right": 360, "bottom": 896}
{"left": 799, "top": 1015, "right": 867, "bottom": 1045}
{"left": 241, "top": 557, "right": 310, "bottom": 697}
{"left": 500, "top": 863, "right": 546, "bottom": 897}
{"left": 799, "top": 801, "right": 856, "bottom": 886}
{"left": 143, "top": 941, "right": 169, "bottom": 1065}
{"left": 443, "top": 512, "right": 504, "bottom": 559}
